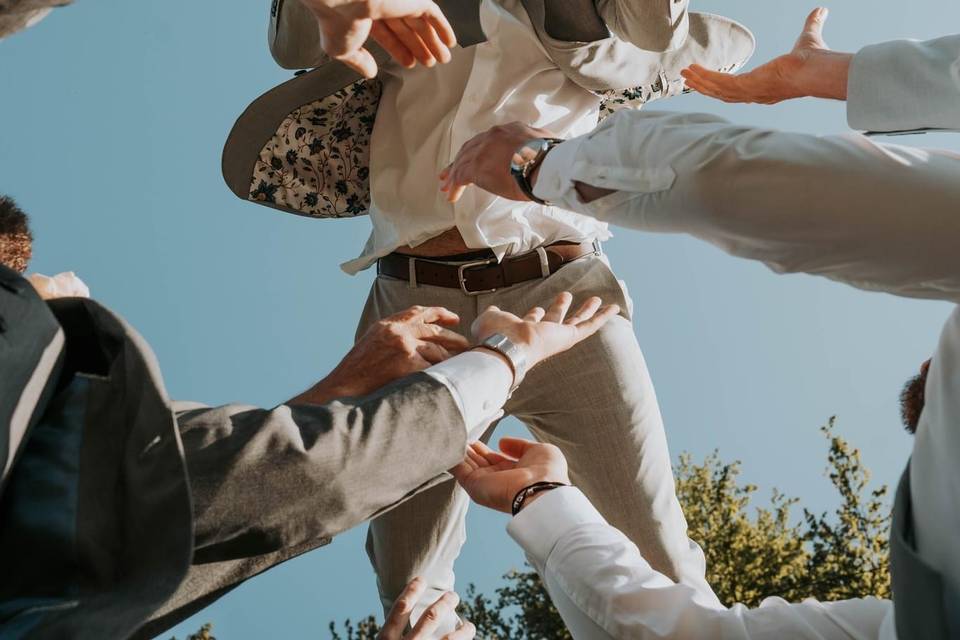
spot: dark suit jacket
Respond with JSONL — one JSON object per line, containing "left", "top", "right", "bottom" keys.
{"left": 0, "top": 265, "right": 466, "bottom": 638}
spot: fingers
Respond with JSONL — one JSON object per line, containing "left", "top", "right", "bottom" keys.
{"left": 442, "top": 621, "right": 476, "bottom": 640}
{"left": 416, "top": 341, "right": 452, "bottom": 365}
{"left": 449, "top": 458, "right": 474, "bottom": 481}
{"left": 564, "top": 296, "right": 601, "bottom": 326}
{"left": 572, "top": 303, "right": 620, "bottom": 339}
{"left": 796, "top": 7, "right": 829, "bottom": 49}
{"left": 542, "top": 291, "right": 573, "bottom": 323}
{"left": 420, "top": 325, "right": 470, "bottom": 353}
{"left": 681, "top": 65, "right": 744, "bottom": 101}
{"left": 441, "top": 181, "right": 468, "bottom": 203}
{"left": 523, "top": 306, "right": 546, "bottom": 322}
{"left": 336, "top": 47, "right": 379, "bottom": 78}
{"left": 420, "top": 2, "right": 457, "bottom": 48}
{"left": 371, "top": 20, "right": 416, "bottom": 68}
{"left": 383, "top": 17, "right": 436, "bottom": 67}
{"left": 403, "top": 15, "right": 452, "bottom": 64}
{"left": 404, "top": 305, "right": 460, "bottom": 327}
{"left": 408, "top": 591, "right": 460, "bottom": 639}
{"left": 498, "top": 437, "right": 538, "bottom": 460}
{"left": 380, "top": 578, "right": 428, "bottom": 640}
{"left": 465, "top": 444, "right": 491, "bottom": 469}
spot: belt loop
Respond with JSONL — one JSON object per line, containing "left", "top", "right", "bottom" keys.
{"left": 408, "top": 257, "right": 418, "bottom": 289}
{"left": 535, "top": 246, "right": 550, "bottom": 278}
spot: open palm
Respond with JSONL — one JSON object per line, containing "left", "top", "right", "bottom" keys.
{"left": 451, "top": 439, "right": 568, "bottom": 514}
{"left": 681, "top": 7, "right": 839, "bottom": 104}
{"left": 471, "top": 292, "right": 619, "bottom": 369}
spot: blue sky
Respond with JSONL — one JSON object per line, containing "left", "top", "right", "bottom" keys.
{"left": 2, "top": 0, "right": 957, "bottom": 637}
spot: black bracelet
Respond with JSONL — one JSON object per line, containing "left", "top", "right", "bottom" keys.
{"left": 511, "top": 481, "right": 569, "bottom": 516}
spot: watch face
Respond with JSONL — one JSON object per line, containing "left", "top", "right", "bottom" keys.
{"left": 511, "top": 138, "right": 548, "bottom": 175}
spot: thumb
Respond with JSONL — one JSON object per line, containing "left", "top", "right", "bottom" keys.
{"left": 797, "top": 7, "right": 829, "bottom": 49}
{"left": 336, "top": 47, "right": 379, "bottom": 78}
{"left": 499, "top": 437, "right": 538, "bottom": 460}
{"left": 449, "top": 459, "right": 473, "bottom": 482}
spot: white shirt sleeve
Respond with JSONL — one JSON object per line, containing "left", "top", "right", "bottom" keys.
{"left": 425, "top": 350, "right": 513, "bottom": 441}
{"left": 847, "top": 35, "right": 960, "bottom": 133}
{"left": 533, "top": 109, "right": 960, "bottom": 304}
{"left": 507, "top": 487, "right": 893, "bottom": 640}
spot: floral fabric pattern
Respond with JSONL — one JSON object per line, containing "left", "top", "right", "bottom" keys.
{"left": 250, "top": 78, "right": 381, "bottom": 218}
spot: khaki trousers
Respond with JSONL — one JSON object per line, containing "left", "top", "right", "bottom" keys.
{"left": 357, "top": 252, "right": 714, "bottom": 631}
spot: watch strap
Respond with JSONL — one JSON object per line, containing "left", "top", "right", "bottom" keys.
{"left": 511, "top": 138, "right": 564, "bottom": 205}
{"left": 477, "top": 333, "right": 527, "bottom": 392}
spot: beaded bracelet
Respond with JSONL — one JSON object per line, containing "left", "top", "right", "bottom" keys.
{"left": 511, "top": 481, "right": 569, "bottom": 516}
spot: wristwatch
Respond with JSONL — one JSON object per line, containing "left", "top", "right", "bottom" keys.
{"left": 477, "top": 333, "right": 528, "bottom": 393}
{"left": 510, "top": 137, "right": 564, "bottom": 205}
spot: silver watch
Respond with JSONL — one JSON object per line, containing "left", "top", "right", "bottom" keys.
{"left": 478, "top": 333, "right": 528, "bottom": 392}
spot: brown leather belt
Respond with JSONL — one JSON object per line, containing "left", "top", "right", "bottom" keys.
{"left": 377, "top": 240, "right": 601, "bottom": 295}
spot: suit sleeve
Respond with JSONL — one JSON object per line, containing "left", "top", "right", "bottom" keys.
{"left": 847, "top": 35, "right": 960, "bottom": 133}
{"left": 533, "top": 109, "right": 960, "bottom": 304}
{"left": 174, "top": 372, "right": 468, "bottom": 562}
{"left": 269, "top": 0, "right": 330, "bottom": 69}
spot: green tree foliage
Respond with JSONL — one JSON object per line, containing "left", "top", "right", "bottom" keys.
{"left": 206, "top": 418, "right": 892, "bottom": 639}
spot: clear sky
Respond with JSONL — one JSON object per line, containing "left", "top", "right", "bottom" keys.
{"left": 2, "top": 1, "right": 957, "bottom": 637}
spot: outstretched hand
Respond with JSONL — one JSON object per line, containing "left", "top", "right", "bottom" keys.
{"left": 378, "top": 578, "right": 475, "bottom": 640}
{"left": 290, "top": 305, "right": 469, "bottom": 405}
{"left": 439, "top": 122, "right": 559, "bottom": 203}
{"left": 681, "top": 8, "right": 852, "bottom": 104}
{"left": 300, "top": 0, "right": 457, "bottom": 78}
{"left": 451, "top": 439, "right": 569, "bottom": 514}
{"left": 472, "top": 291, "right": 620, "bottom": 370}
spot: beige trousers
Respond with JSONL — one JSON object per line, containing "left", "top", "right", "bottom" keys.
{"left": 356, "top": 252, "right": 714, "bottom": 631}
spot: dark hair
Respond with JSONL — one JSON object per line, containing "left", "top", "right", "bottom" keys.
{"left": 899, "top": 359, "right": 932, "bottom": 435}
{"left": 0, "top": 196, "right": 32, "bottom": 273}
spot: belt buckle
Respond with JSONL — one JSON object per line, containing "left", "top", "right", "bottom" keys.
{"left": 457, "top": 257, "right": 499, "bottom": 296}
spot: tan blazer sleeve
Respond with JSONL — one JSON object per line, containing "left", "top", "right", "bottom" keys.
{"left": 594, "top": 0, "right": 689, "bottom": 52}
{"left": 269, "top": 0, "right": 330, "bottom": 69}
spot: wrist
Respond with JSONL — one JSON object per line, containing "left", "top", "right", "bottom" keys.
{"left": 289, "top": 375, "right": 355, "bottom": 405}
{"left": 801, "top": 50, "right": 853, "bottom": 100}
{"left": 472, "top": 345, "right": 517, "bottom": 385}
{"left": 511, "top": 479, "right": 571, "bottom": 515}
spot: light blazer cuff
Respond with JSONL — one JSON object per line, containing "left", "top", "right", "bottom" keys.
{"left": 847, "top": 35, "right": 960, "bottom": 133}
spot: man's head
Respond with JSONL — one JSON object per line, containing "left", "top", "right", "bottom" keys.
{"left": 0, "top": 196, "right": 32, "bottom": 273}
{"left": 900, "top": 359, "right": 932, "bottom": 435}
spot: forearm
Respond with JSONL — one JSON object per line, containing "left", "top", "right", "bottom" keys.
{"left": 509, "top": 488, "right": 891, "bottom": 639}
{"left": 534, "top": 110, "right": 960, "bottom": 303}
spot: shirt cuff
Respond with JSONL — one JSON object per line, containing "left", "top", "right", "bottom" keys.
{"left": 425, "top": 350, "right": 512, "bottom": 441}
{"left": 507, "top": 486, "right": 607, "bottom": 564}
{"left": 533, "top": 136, "right": 587, "bottom": 212}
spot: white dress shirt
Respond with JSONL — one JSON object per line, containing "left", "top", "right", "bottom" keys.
{"left": 506, "top": 35, "right": 960, "bottom": 639}
{"left": 340, "top": 0, "right": 611, "bottom": 274}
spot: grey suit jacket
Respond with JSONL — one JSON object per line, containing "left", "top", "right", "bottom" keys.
{"left": 0, "top": 265, "right": 467, "bottom": 639}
